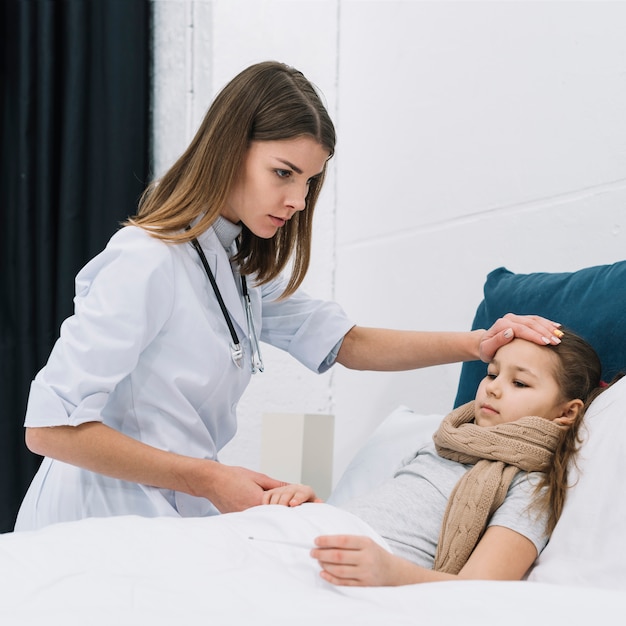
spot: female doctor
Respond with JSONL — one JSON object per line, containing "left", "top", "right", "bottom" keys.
{"left": 15, "top": 61, "right": 562, "bottom": 531}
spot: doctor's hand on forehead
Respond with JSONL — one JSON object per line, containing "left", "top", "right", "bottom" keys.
{"left": 335, "top": 313, "right": 561, "bottom": 373}
{"left": 478, "top": 313, "right": 563, "bottom": 363}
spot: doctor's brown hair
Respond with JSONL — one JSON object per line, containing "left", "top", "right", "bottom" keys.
{"left": 128, "top": 61, "right": 336, "bottom": 297}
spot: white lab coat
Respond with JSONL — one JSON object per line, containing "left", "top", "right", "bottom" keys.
{"left": 15, "top": 225, "right": 353, "bottom": 530}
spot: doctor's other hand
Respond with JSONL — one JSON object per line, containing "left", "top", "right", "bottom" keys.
{"left": 312, "top": 535, "right": 403, "bottom": 587}
{"left": 203, "top": 463, "right": 285, "bottom": 513}
{"left": 478, "top": 313, "right": 562, "bottom": 362}
{"left": 262, "top": 483, "right": 322, "bottom": 507}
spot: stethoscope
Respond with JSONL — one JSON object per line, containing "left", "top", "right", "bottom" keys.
{"left": 190, "top": 237, "right": 264, "bottom": 374}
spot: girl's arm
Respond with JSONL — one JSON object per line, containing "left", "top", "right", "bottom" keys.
{"left": 335, "top": 314, "right": 561, "bottom": 371}
{"left": 312, "top": 526, "right": 537, "bottom": 586}
{"left": 25, "top": 422, "right": 285, "bottom": 513}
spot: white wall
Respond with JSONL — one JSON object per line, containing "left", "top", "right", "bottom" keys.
{"left": 152, "top": 0, "right": 626, "bottom": 483}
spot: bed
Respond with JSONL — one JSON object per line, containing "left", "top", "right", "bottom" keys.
{"left": 1, "top": 263, "right": 625, "bottom": 625}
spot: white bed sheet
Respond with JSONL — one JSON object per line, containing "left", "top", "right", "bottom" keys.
{"left": 4, "top": 374, "right": 626, "bottom": 624}
{"left": 1, "top": 503, "right": 624, "bottom": 626}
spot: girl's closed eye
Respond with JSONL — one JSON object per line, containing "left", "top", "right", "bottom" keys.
{"left": 513, "top": 379, "right": 529, "bottom": 388}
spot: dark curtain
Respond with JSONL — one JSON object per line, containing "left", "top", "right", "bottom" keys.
{"left": 0, "top": 0, "right": 151, "bottom": 532}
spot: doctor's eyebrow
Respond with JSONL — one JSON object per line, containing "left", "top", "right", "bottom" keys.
{"left": 275, "top": 159, "right": 303, "bottom": 174}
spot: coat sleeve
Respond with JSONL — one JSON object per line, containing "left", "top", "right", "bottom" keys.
{"left": 24, "top": 227, "right": 176, "bottom": 427}
{"left": 259, "top": 278, "right": 354, "bottom": 374}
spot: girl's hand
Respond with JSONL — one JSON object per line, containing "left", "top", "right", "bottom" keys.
{"left": 313, "top": 527, "right": 538, "bottom": 587}
{"left": 312, "top": 535, "right": 404, "bottom": 586}
{"left": 479, "top": 313, "right": 562, "bottom": 362}
{"left": 262, "top": 483, "right": 322, "bottom": 507}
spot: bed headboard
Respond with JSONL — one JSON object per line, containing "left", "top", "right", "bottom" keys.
{"left": 454, "top": 261, "right": 626, "bottom": 408}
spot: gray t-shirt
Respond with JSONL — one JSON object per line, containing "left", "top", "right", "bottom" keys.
{"left": 341, "top": 441, "right": 549, "bottom": 568}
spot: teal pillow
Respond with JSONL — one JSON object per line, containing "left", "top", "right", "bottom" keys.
{"left": 453, "top": 262, "right": 626, "bottom": 408}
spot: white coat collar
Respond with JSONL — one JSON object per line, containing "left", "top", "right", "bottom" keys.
{"left": 212, "top": 216, "right": 242, "bottom": 252}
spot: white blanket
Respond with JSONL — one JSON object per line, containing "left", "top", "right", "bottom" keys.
{"left": 1, "top": 503, "right": 624, "bottom": 626}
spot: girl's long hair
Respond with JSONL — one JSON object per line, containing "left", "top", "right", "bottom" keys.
{"left": 126, "top": 61, "right": 336, "bottom": 297}
{"left": 537, "top": 330, "right": 618, "bottom": 533}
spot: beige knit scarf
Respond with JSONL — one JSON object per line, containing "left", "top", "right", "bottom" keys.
{"left": 431, "top": 401, "right": 563, "bottom": 574}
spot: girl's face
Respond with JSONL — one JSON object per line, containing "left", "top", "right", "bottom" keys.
{"left": 222, "top": 136, "right": 329, "bottom": 238}
{"left": 474, "top": 339, "right": 571, "bottom": 427}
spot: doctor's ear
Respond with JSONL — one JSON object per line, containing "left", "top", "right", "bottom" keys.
{"left": 552, "top": 398, "right": 584, "bottom": 427}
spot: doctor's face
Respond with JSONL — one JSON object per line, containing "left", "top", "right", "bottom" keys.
{"left": 222, "top": 136, "right": 329, "bottom": 238}
{"left": 474, "top": 339, "right": 568, "bottom": 427}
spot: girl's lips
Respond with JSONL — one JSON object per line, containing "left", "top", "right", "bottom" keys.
{"left": 481, "top": 404, "right": 498, "bottom": 414}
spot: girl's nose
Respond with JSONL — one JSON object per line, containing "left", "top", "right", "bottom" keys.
{"left": 485, "top": 377, "right": 500, "bottom": 397}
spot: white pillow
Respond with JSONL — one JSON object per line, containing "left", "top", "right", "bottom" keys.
{"left": 527, "top": 377, "right": 626, "bottom": 590}
{"left": 328, "top": 406, "right": 443, "bottom": 507}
